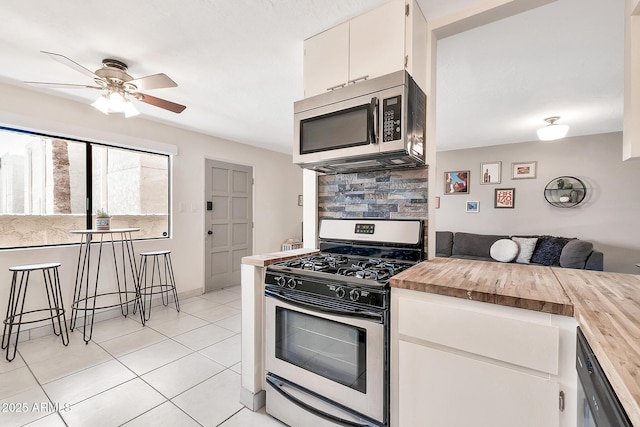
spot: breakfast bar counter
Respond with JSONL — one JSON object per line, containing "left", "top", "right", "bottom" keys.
{"left": 391, "top": 257, "right": 640, "bottom": 426}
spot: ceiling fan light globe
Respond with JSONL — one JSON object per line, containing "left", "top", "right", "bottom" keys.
{"left": 124, "top": 101, "right": 140, "bottom": 118}
{"left": 91, "top": 96, "right": 110, "bottom": 114}
{"left": 108, "top": 92, "right": 126, "bottom": 112}
{"left": 537, "top": 124, "right": 569, "bottom": 141}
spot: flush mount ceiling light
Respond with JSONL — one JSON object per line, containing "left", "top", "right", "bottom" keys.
{"left": 25, "top": 51, "right": 186, "bottom": 117}
{"left": 537, "top": 116, "right": 569, "bottom": 141}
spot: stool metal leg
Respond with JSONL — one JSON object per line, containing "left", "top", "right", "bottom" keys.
{"left": 2, "top": 271, "right": 29, "bottom": 362}
{"left": 42, "top": 267, "right": 69, "bottom": 346}
{"left": 2, "top": 271, "right": 19, "bottom": 353}
{"left": 165, "top": 253, "right": 180, "bottom": 313}
{"left": 133, "top": 255, "right": 146, "bottom": 319}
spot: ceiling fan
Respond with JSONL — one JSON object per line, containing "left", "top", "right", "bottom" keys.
{"left": 25, "top": 51, "right": 186, "bottom": 117}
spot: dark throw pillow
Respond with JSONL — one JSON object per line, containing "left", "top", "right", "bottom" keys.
{"left": 436, "top": 231, "right": 454, "bottom": 257}
{"left": 559, "top": 239, "right": 594, "bottom": 269}
{"left": 530, "top": 236, "right": 572, "bottom": 266}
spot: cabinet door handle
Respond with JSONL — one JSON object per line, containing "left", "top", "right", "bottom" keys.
{"left": 326, "top": 83, "right": 346, "bottom": 91}
{"left": 348, "top": 75, "right": 369, "bottom": 85}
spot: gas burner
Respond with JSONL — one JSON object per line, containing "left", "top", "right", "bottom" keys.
{"left": 285, "top": 253, "right": 349, "bottom": 272}
{"left": 337, "top": 266, "right": 392, "bottom": 281}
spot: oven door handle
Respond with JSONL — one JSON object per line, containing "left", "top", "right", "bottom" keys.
{"left": 266, "top": 374, "right": 381, "bottom": 427}
{"left": 265, "top": 289, "right": 384, "bottom": 323}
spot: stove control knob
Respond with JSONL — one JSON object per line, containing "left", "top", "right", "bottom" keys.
{"left": 335, "top": 287, "right": 346, "bottom": 299}
{"left": 287, "top": 278, "right": 297, "bottom": 289}
{"left": 274, "top": 276, "right": 285, "bottom": 287}
{"left": 350, "top": 289, "right": 361, "bottom": 302}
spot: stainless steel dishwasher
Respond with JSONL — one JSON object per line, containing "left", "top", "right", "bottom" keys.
{"left": 576, "top": 327, "right": 632, "bottom": 427}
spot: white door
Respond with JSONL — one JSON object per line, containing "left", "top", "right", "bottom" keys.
{"left": 205, "top": 159, "right": 253, "bottom": 291}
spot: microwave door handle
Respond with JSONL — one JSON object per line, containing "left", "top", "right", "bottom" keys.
{"left": 369, "top": 97, "right": 378, "bottom": 144}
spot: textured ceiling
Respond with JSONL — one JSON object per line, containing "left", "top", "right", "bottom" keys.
{"left": 0, "top": 0, "right": 624, "bottom": 154}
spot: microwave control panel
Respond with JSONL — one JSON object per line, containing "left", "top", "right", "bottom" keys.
{"left": 382, "top": 95, "right": 402, "bottom": 142}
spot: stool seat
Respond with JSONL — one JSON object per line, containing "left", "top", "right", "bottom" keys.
{"left": 140, "top": 250, "right": 171, "bottom": 256}
{"left": 9, "top": 262, "right": 61, "bottom": 272}
{"left": 137, "top": 250, "right": 179, "bottom": 321}
{"left": 3, "top": 262, "right": 68, "bottom": 361}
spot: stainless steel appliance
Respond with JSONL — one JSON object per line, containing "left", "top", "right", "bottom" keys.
{"left": 293, "top": 71, "right": 426, "bottom": 174}
{"left": 576, "top": 327, "right": 632, "bottom": 427}
{"left": 265, "top": 219, "right": 423, "bottom": 427}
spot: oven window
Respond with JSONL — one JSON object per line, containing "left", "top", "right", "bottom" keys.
{"left": 275, "top": 307, "right": 367, "bottom": 393}
{"left": 300, "top": 104, "right": 370, "bottom": 154}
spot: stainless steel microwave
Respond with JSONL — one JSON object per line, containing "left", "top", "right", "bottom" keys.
{"left": 293, "top": 70, "right": 426, "bottom": 174}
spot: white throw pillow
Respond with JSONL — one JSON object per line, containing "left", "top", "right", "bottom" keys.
{"left": 511, "top": 237, "right": 539, "bottom": 264}
{"left": 490, "top": 239, "right": 519, "bottom": 263}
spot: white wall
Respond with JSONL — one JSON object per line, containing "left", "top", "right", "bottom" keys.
{"left": 0, "top": 82, "right": 302, "bottom": 316}
{"left": 436, "top": 132, "right": 640, "bottom": 273}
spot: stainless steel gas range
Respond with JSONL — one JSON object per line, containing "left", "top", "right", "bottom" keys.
{"left": 264, "top": 219, "right": 424, "bottom": 427}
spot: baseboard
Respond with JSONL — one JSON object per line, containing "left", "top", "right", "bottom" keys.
{"left": 240, "top": 386, "right": 266, "bottom": 411}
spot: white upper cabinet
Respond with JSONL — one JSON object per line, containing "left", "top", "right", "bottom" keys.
{"left": 303, "top": 0, "right": 426, "bottom": 98}
{"left": 348, "top": 1, "right": 405, "bottom": 86}
{"left": 303, "top": 22, "right": 350, "bottom": 97}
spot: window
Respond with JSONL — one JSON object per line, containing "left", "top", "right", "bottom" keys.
{"left": 0, "top": 127, "right": 170, "bottom": 248}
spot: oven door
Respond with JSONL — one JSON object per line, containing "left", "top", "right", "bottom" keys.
{"left": 265, "top": 289, "right": 386, "bottom": 425}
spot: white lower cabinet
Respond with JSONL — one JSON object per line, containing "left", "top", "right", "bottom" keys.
{"left": 391, "top": 288, "right": 577, "bottom": 427}
{"left": 399, "top": 341, "right": 559, "bottom": 427}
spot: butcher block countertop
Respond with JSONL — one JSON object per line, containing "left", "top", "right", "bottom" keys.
{"left": 553, "top": 267, "right": 640, "bottom": 426}
{"left": 391, "top": 257, "right": 640, "bottom": 426}
{"left": 391, "top": 258, "right": 574, "bottom": 315}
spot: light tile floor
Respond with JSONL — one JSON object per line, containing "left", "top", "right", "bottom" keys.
{"left": 0, "top": 286, "right": 285, "bottom": 427}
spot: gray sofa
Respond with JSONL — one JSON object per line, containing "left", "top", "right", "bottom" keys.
{"left": 436, "top": 231, "right": 603, "bottom": 271}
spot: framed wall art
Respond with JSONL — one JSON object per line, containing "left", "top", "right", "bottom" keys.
{"left": 511, "top": 161, "right": 537, "bottom": 179}
{"left": 444, "top": 170, "right": 469, "bottom": 194}
{"left": 466, "top": 201, "right": 479, "bottom": 213}
{"left": 495, "top": 188, "right": 515, "bottom": 208}
{"left": 480, "top": 161, "right": 501, "bottom": 184}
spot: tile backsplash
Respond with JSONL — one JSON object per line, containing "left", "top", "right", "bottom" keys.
{"left": 318, "top": 167, "right": 428, "bottom": 220}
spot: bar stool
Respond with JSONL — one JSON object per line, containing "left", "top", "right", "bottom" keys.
{"left": 2, "top": 262, "right": 69, "bottom": 362}
{"left": 137, "top": 250, "right": 179, "bottom": 321}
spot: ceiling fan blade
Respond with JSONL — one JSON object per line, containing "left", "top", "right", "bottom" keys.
{"left": 41, "top": 50, "right": 102, "bottom": 81}
{"left": 128, "top": 73, "right": 177, "bottom": 90}
{"left": 24, "top": 81, "right": 103, "bottom": 90}
{"left": 136, "top": 93, "right": 186, "bottom": 114}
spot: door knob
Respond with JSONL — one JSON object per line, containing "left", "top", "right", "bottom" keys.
{"left": 207, "top": 230, "right": 213, "bottom": 235}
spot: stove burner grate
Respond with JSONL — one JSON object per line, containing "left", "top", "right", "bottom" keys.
{"left": 280, "top": 254, "right": 415, "bottom": 285}
{"left": 284, "top": 254, "right": 349, "bottom": 272}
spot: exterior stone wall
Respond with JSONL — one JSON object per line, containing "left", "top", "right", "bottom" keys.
{"left": 0, "top": 215, "right": 169, "bottom": 248}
